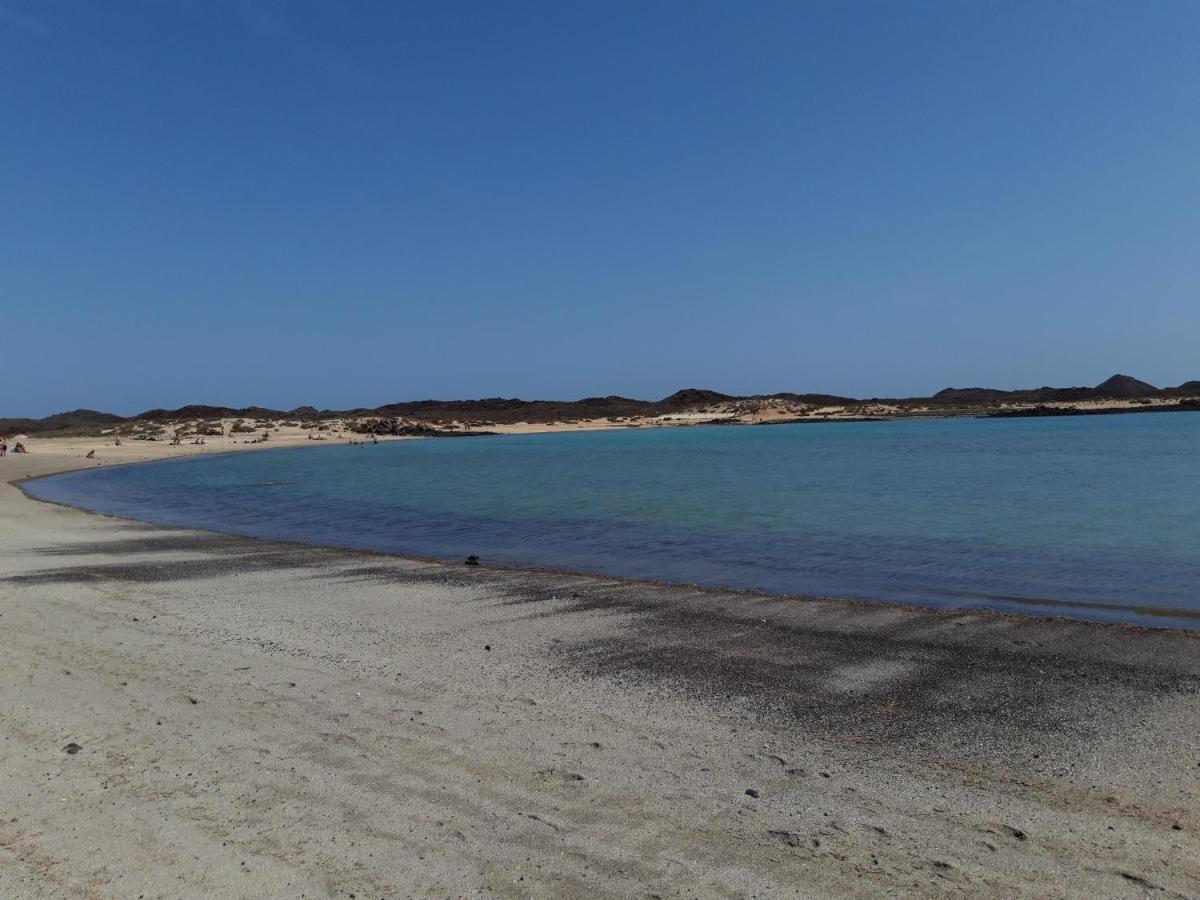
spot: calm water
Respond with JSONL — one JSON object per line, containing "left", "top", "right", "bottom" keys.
{"left": 26, "top": 415, "right": 1200, "bottom": 628}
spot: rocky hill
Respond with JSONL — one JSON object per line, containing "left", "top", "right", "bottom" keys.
{"left": 932, "top": 373, "right": 1189, "bottom": 406}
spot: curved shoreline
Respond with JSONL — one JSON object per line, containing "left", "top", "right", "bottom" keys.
{"left": 13, "top": 441, "right": 1200, "bottom": 634}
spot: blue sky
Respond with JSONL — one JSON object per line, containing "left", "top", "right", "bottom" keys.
{"left": 3, "top": 1, "right": 1199, "bottom": 416}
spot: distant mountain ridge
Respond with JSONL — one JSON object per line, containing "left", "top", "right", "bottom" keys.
{"left": 4, "top": 374, "right": 1198, "bottom": 435}
{"left": 932, "top": 373, "right": 1191, "bottom": 405}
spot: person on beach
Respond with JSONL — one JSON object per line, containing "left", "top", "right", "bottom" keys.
{"left": 85, "top": 450, "right": 96, "bottom": 459}
{"left": 0, "top": 440, "right": 7, "bottom": 457}
{"left": 13, "top": 442, "right": 26, "bottom": 454}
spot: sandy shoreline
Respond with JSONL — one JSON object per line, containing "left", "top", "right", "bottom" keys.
{"left": 1, "top": 444, "right": 1198, "bottom": 897}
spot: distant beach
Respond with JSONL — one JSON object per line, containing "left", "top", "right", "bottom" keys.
{"left": 6, "top": 373, "right": 1200, "bottom": 448}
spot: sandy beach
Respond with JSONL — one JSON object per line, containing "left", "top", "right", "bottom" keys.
{"left": 1, "top": 441, "right": 1198, "bottom": 898}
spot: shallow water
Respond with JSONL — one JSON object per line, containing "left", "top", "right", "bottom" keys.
{"left": 26, "top": 414, "right": 1200, "bottom": 628}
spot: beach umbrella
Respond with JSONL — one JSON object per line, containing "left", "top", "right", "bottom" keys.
{"left": 12, "top": 434, "right": 28, "bottom": 441}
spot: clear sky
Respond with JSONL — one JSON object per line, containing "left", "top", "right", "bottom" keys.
{"left": 3, "top": 1, "right": 1199, "bottom": 416}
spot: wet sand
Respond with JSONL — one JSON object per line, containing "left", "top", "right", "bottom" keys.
{"left": 1, "top": 448, "right": 1198, "bottom": 898}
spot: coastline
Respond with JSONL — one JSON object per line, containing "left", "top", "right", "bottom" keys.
{"left": 18, "top": 452, "right": 1200, "bottom": 635}
{"left": 1, "top": 445, "right": 1198, "bottom": 896}
{"left": 17, "top": 433, "right": 1200, "bottom": 633}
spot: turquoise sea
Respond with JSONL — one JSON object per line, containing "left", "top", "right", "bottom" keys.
{"left": 25, "top": 414, "right": 1200, "bottom": 628}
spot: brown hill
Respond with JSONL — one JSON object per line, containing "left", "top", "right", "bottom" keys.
{"left": 655, "top": 389, "right": 734, "bottom": 409}
{"left": 1092, "top": 374, "right": 1158, "bottom": 397}
{"left": 134, "top": 404, "right": 291, "bottom": 421}
{"left": 373, "top": 395, "right": 652, "bottom": 424}
{"left": 931, "top": 387, "right": 1011, "bottom": 403}
{"left": 933, "top": 374, "right": 1161, "bottom": 404}
{"left": 0, "top": 409, "right": 126, "bottom": 436}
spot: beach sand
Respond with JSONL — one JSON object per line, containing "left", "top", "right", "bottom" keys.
{"left": 1, "top": 443, "right": 1198, "bottom": 898}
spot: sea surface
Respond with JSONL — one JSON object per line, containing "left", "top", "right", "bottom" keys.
{"left": 25, "top": 414, "right": 1200, "bottom": 628}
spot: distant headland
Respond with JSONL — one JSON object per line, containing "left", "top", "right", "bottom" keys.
{"left": 5, "top": 374, "right": 1199, "bottom": 439}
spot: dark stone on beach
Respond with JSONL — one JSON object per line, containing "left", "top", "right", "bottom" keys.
{"left": 464, "top": 555, "right": 480, "bottom": 566}
{"left": 1118, "top": 872, "right": 1160, "bottom": 890}
{"left": 745, "top": 788, "right": 760, "bottom": 798}
{"left": 62, "top": 742, "right": 82, "bottom": 755}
